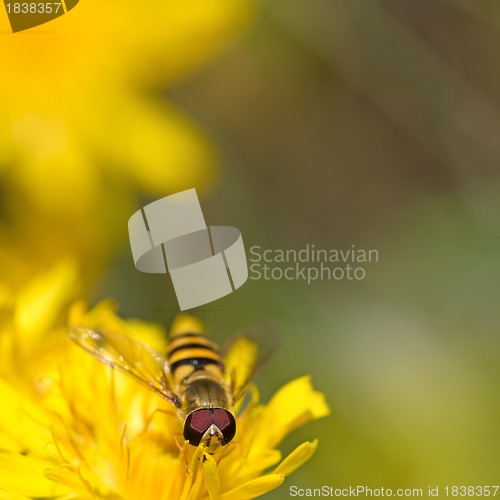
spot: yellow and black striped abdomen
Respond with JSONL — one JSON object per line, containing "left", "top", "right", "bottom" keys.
{"left": 167, "top": 332, "right": 225, "bottom": 385}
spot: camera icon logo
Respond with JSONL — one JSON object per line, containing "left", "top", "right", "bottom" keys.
{"left": 128, "top": 189, "right": 248, "bottom": 311}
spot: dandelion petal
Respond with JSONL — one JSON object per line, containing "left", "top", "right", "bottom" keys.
{"left": 273, "top": 440, "right": 318, "bottom": 477}
{"left": 203, "top": 453, "right": 220, "bottom": 499}
{"left": 220, "top": 474, "right": 284, "bottom": 500}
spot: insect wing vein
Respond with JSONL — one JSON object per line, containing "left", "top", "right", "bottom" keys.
{"left": 68, "top": 326, "right": 178, "bottom": 407}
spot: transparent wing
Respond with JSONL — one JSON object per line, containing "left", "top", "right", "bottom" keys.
{"left": 222, "top": 325, "right": 280, "bottom": 404}
{"left": 69, "top": 326, "right": 180, "bottom": 407}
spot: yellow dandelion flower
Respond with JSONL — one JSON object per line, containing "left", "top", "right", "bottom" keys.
{"left": 0, "top": 0, "right": 257, "bottom": 287}
{"left": 0, "top": 266, "right": 330, "bottom": 499}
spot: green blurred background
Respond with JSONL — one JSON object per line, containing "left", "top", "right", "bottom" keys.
{"left": 99, "top": 0, "right": 500, "bottom": 495}
{"left": 4, "top": 0, "right": 500, "bottom": 496}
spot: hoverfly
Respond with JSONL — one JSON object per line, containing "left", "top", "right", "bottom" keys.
{"left": 69, "top": 324, "right": 256, "bottom": 453}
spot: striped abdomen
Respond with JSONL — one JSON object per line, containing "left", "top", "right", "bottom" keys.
{"left": 166, "top": 331, "right": 230, "bottom": 415}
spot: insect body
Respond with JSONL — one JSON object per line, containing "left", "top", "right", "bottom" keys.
{"left": 69, "top": 326, "right": 237, "bottom": 453}
{"left": 167, "top": 330, "right": 236, "bottom": 450}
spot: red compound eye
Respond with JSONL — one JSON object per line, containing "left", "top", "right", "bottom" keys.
{"left": 183, "top": 409, "right": 236, "bottom": 446}
{"left": 212, "top": 409, "right": 236, "bottom": 445}
{"left": 184, "top": 409, "right": 212, "bottom": 445}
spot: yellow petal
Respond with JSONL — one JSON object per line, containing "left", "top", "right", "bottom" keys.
{"left": 14, "top": 260, "right": 78, "bottom": 347}
{"left": 254, "top": 449, "right": 282, "bottom": 471}
{"left": 273, "top": 440, "right": 318, "bottom": 477}
{"left": 203, "top": 453, "right": 220, "bottom": 500}
{"left": 43, "top": 464, "right": 88, "bottom": 491}
{"left": 125, "top": 319, "right": 168, "bottom": 353}
{"left": 69, "top": 299, "right": 167, "bottom": 351}
{"left": 125, "top": 440, "right": 180, "bottom": 500}
{"left": 0, "top": 489, "right": 31, "bottom": 500}
{"left": 0, "top": 452, "right": 64, "bottom": 498}
{"left": 117, "top": 102, "right": 218, "bottom": 195}
{"left": 224, "top": 337, "right": 258, "bottom": 397}
{"left": 68, "top": 299, "right": 118, "bottom": 329}
{"left": 0, "top": 379, "right": 54, "bottom": 456}
{"left": 220, "top": 474, "right": 285, "bottom": 500}
{"left": 10, "top": 117, "right": 98, "bottom": 215}
{"left": 170, "top": 314, "right": 206, "bottom": 337}
{"left": 250, "top": 376, "right": 330, "bottom": 454}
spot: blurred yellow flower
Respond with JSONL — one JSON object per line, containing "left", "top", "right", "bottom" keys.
{"left": 0, "top": 263, "right": 330, "bottom": 499}
{"left": 0, "top": 0, "right": 257, "bottom": 287}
